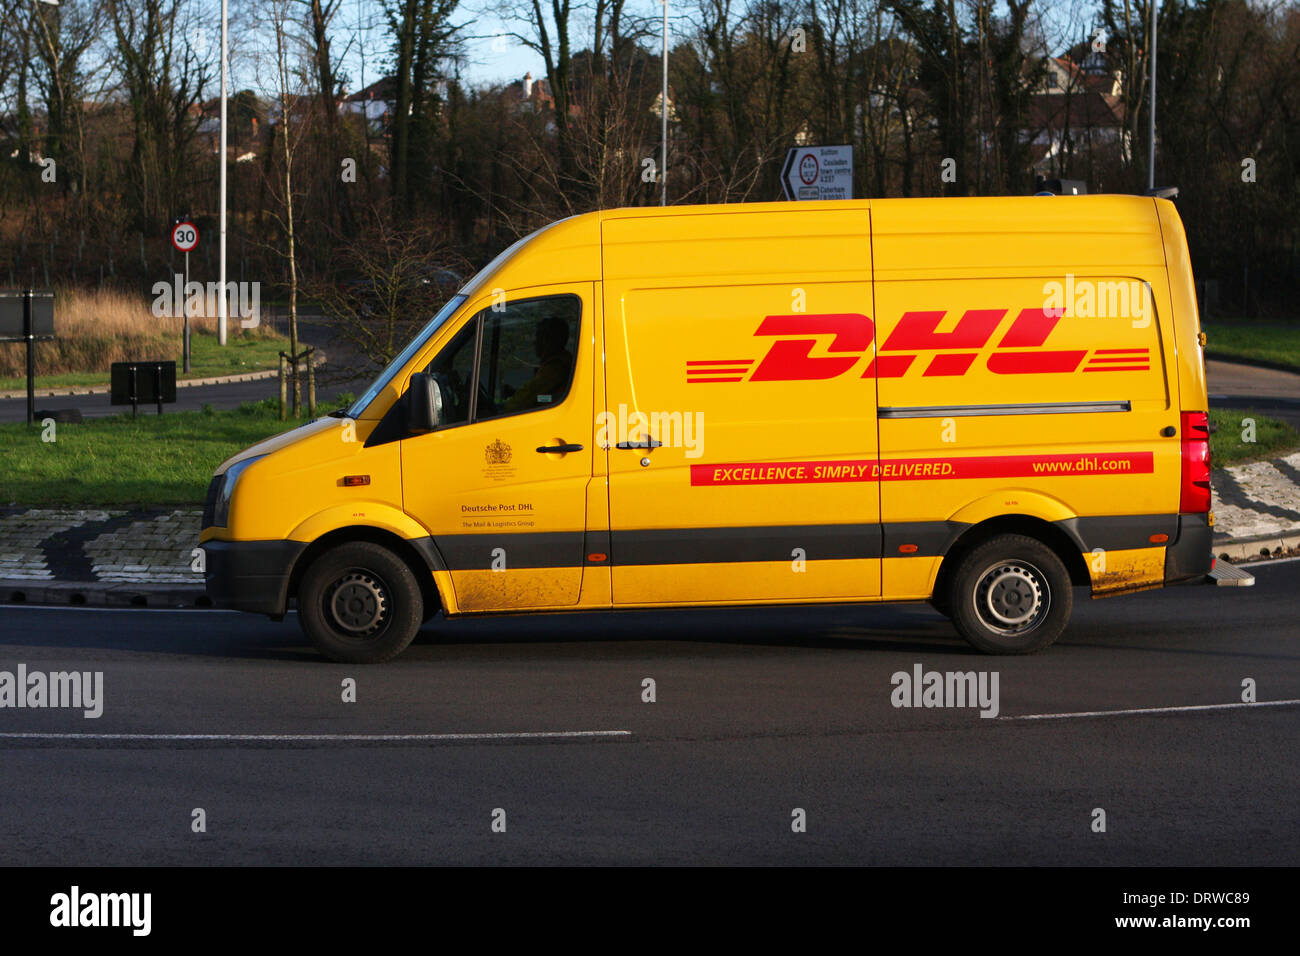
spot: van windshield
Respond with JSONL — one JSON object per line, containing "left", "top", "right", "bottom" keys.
{"left": 345, "top": 294, "right": 467, "bottom": 419}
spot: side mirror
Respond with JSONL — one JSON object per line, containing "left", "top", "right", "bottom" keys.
{"left": 408, "top": 373, "right": 443, "bottom": 433}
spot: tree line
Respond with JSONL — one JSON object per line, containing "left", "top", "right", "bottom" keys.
{"left": 0, "top": 0, "right": 1295, "bottom": 330}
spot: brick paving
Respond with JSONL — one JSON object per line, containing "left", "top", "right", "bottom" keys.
{"left": 0, "top": 451, "right": 1297, "bottom": 590}
{"left": 0, "top": 507, "right": 203, "bottom": 584}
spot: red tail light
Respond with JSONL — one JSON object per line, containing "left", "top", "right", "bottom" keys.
{"left": 1180, "top": 411, "right": 1211, "bottom": 513}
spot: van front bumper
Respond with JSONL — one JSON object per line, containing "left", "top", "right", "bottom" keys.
{"left": 1164, "top": 513, "right": 1214, "bottom": 584}
{"left": 203, "top": 539, "right": 306, "bottom": 617}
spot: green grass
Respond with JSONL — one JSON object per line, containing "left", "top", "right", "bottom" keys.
{"left": 0, "top": 331, "right": 288, "bottom": 392}
{"left": 1203, "top": 320, "right": 1300, "bottom": 372}
{"left": 1209, "top": 408, "right": 1300, "bottom": 466}
{"left": 2, "top": 398, "right": 1292, "bottom": 507}
{"left": 0, "top": 399, "right": 302, "bottom": 506}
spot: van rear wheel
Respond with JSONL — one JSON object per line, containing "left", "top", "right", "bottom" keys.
{"left": 946, "top": 534, "right": 1071, "bottom": 654}
{"left": 297, "top": 542, "right": 423, "bottom": 664}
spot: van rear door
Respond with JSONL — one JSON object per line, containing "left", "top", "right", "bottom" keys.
{"left": 869, "top": 197, "right": 1180, "bottom": 597}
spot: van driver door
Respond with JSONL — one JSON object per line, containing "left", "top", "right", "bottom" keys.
{"left": 399, "top": 284, "right": 597, "bottom": 611}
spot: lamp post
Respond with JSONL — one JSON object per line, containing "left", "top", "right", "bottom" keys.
{"left": 218, "top": 0, "right": 229, "bottom": 344}
{"left": 31, "top": 0, "right": 62, "bottom": 165}
{"left": 1147, "top": 0, "right": 1157, "bottom": 191}
{"left": 661, "top": 0, "right": 668, "bottom": 205}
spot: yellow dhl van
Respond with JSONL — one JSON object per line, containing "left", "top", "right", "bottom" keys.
{"left": 202, "top": 195, "right": 1213, "bottom": 663}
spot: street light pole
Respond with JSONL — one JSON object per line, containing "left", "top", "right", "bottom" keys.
{"left": 1147, "top": 0, "right": 1157, "bottom": 191}
{"left": 661, "top": 0, "right": 668, "bottom": 206}
{"left": 218, "top": 0, "right": 229, "bottom": 344}
{"left": 31, "top": 1, "right": 63, "bottom": 166}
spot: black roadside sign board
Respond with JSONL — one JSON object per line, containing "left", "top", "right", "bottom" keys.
{"left": 0, "top": 290, "right": 55, "bottom": 341}
{"left": 111, "top": 360, "right": 177, "bottom": 413}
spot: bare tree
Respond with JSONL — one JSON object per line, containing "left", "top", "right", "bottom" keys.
{"left": 106, "top": 0, "right": 213, "bottom": 234}
{"left": 386, "top": 0, "right": 460, "bottom": 210}
{"left": 262, "top": 0, "right": 316, "bottom": 414}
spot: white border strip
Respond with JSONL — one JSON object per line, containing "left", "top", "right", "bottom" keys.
{"left": 1239, "top": 554, "right": 1300, "bottom": 567}
{"left": 0, "top": 730, "right": 632, "bottom": 742}
{"left": 1001, "top": 699, "right": 1300, "bottom": 721}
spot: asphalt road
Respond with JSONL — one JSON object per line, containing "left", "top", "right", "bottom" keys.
{"left": 0, "top": 560, "right": 1296, "bottom": 865}
{"left": 1206, "top": 359, "right": 1300, "bottom": 428}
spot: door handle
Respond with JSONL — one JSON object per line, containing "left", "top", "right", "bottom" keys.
{"left": 615, "top": 438, "right": 663, "bottom": 449}
{"left": 536, "top": 443, "right": 584, "bottom": 454}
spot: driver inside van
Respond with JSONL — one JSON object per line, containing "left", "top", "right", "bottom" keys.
{"left": 502, "top": 314, "right": 573, "bottom": 413}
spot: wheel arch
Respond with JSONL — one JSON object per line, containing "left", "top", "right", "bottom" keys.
{"left": 287, "top": 525, "right": 446, "bottom": 617}
{"left": 933, "top": 513, "right": 1091, "bottom": 604}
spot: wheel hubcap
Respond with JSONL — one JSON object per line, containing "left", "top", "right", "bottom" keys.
{"left": 975, "top": 562, "right": 1047, "bottom": 634}
{"left": 327, "top": 570, "right": 389, "bottom": 637}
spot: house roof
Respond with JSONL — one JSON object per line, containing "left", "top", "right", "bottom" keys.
{"left": 1028, "top": 89, "right": 1126, "bottom": 131}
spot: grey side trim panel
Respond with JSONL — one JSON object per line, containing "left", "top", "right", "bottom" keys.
{"left": 1055, "top": 513, "right": 1179, "bottom": 553}
{"left": 881, "top": 521, "right": 971, "bottom": 558}
{"left": 408, "top": 536, "right": 448, "bottom": 573}
{"left": 434, "top": 531, "right": 586, "bottom": 570}
{"left": 612, "top": 524, "right": 882, "bottom": 565}
{"left": 879, "top": 400, "right": 1131, "bottom": 419}
{"left": 584, "top": 529, "right": 611, "bottom": 565}
{"left": 430, "top": 521, "right": 977, "bottom": 570}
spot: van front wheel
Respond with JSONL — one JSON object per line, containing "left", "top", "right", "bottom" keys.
{"left": 947, "top": 534, "right": 1072, "bottom": 654}
{"left": 297, "top": 542, "right": 423, "bottom": 664}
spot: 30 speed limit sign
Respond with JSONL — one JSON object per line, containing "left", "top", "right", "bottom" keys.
{"left": 171, "top": 221, "right": 199, "bottom": 252}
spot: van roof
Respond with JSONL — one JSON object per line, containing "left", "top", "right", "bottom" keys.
{"left": 465, "top": 195, "right": 1169, "bottom": 295}
{"left": 596, "top": 194, "right": 1164, "bottom": 221}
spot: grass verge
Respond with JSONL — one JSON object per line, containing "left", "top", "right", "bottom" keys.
{"left": 0, "top": 330, "right": 286, "bottom": 391}
{"left": 0, "top": 399, "right": 300, "bottom": 506}
{"left": 1203, "top": 320, "right": 1300, "bottom": 372}
{"left": 2, "top": 400, "right": 1293, "bottom": 507}
{"left": 1209, "top": 408, "right": 1300, "bottom": 466}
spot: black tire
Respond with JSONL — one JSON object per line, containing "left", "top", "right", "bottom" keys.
{"left": 297, "top": 542, "right": 423, "bottom": 664}
{"left": 946, "top": 534, "right": 1072, "bottom": 654}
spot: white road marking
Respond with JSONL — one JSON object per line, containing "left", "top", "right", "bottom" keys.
{"left": 0, "top": 605, "right": 240, "bottom": 613}
{"left": 1001, "top": 699, "right": 1300, "bottom": 721}
{"left": 0, "top": 730, "right": 632, "bottom": 742}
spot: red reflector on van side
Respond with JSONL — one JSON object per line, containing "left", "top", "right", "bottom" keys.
{"left": 1150, "top": 533, "right": 1169, "bottom": 544}
{"left": 587, "top": 553, "right": 607, "bottom": 562}
{"left": 898, "top": 544, "right": 919, "bottom": 554}
{"left": 342, "top": 475, "right": 371, "bottom": 487}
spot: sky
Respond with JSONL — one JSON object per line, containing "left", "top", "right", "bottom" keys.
{"left": 306, "top": 0, "right": 1095, "bottom": 95}
{"left": 19, "top": 0, "right": 1097, "bottom": 104}
{"left": 224, "top": 0, "right": 682, "bottom": 96}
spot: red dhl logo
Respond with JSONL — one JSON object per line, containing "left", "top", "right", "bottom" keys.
{"left": 686, "top": 310, "right": 1149, "bottom": 383}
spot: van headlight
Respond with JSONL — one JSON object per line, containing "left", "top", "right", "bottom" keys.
{"left": 212, "top": 455, "right": 266, "bottom": 528}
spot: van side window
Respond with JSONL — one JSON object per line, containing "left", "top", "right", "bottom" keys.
{"left": 423, "top": 318, "right": 478, "bottom": 426}
{"left": 475, "top": 295, "right": 580, "bottom": 421}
